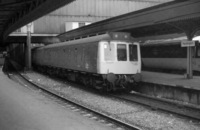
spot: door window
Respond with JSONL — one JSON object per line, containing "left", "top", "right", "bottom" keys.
{"left": 117, "top": 44, "right": 127, "bottom": 61}
{"left": 197, "top": 46, "right": 200, "bottom": 57}
{"left": 129, "top": 44, "right": 138, "bottom": 61}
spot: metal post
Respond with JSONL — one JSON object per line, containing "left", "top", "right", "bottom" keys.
{"left": 186, "top": 33, "right": 193, "bottom": 79}
{"left": 26, "top": 23, "right": 32, "bottom": 70}
{"left": 186, "top": 46, "right": 192, "bottom": 79}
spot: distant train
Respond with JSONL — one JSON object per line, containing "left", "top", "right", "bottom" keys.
{"left": 32, "top": 32, "right": 141, "bottom": 91}
{"left": 141, "top": 40, "right": 200, "bottom": 74}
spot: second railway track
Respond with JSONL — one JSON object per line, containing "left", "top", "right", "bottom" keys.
{"left": 21, "top": 70, "right": 200, "bottom": 121}
{"left": 109, "top": 92, "right": 200, "bottom": 121}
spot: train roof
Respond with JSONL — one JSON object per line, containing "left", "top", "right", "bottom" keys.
{"left": 36, "top": 32, "right": 134, "bottom": 50}
{"left": 141, "top": 39, "right": 200, "bottom": 47}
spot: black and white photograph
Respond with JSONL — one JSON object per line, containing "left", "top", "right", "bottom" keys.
{"left": 0, "top": 0, "right": 200, "bottom": 129}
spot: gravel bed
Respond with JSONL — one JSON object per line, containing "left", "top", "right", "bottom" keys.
{"left": 25, "top": 71, "right": 200, "bottom": 130}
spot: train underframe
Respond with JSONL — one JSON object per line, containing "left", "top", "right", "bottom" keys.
{"left": 33, "top": 64, "right": 141, "bottom": 92}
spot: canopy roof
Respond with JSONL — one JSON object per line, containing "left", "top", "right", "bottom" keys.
{"left": 58, "top": 0, "right": 200, "bottom": 42}
{"left": 0, "top": 0, "right": 74, "bottom": 46}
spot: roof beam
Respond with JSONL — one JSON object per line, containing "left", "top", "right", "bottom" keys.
{"left": 0, "top": 0, "right": 75, "bottom": 46}
{"left": 0, "top": 1, "right": 32, "bottom": 7}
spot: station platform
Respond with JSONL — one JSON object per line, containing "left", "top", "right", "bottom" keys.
{"left": 0, "top": 68, "right": 115, "bottom": 130}
{"left": 138, "top": 71, "right": 200, "bottom": 105}
{"left": 142, "top": 71, "right": 200, "bottom": 90}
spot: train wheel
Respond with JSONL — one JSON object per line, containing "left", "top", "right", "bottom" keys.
{"left": 85, "top": 78, "right": 91, "bottom": 87}
{"left": 125, "top": 83, "right": 133, "bottom": 93}
{"left": 82, "top": 77, "right": 90, "bottom": 87}
{"left": 81, "top": 77, "right": 87, "bottom": 86}
{"left": 105, "top": 82, "right": 114, "bottom": 92}
{"left": 91, "top": 78, "right": 96, "bottom": 88}
{"left": 88, "top": 78, "right": 93, "bottom": 87}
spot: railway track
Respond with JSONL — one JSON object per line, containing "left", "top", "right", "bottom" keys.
{"left": 16, "top": 68, "right": 200, "bottom": 121}
{"left": 5, "top": 60, "right": 200, "bottom": 128}
{"left": 39, "top": 71, "right": 200, "bottom": 121}
{"left": 110, "top": 92, "right": 200, "bottom": 121}
{"left": 7, "top": 71, "right": 141, "bottom": 130}
{"left": 31, "top": 69, "right": 200, "bottom": 121}
{"left": 23, "top": 70, "right": 200, "bottom": 121}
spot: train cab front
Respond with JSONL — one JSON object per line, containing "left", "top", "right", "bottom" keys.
{"left": 98, "top": 32, "right": 141, "bottom": 91}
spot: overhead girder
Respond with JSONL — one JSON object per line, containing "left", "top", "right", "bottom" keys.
{"left": 166, "top": 17, "right": 200, "bottom": 38}
{"left": 0, "top": 0, "right": 75, "bottom": 46}
{"left": 5, "top": 35, "right": 60, "bottom": 44}
{"left": 2, "top": 0, "right": 46, "bottom": 40}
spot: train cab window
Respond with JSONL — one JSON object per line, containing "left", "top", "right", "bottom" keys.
{"left": 117, "top": 44, "right": 127, "bottom": 61}
{"left": 197, "top": 46, "right": 200, "bottom": 57}
{"left": 104, "top": 42, "right": 115, "bottom": 61}
{"left": 129, "top": 44, "right": 138, "bottom": 61}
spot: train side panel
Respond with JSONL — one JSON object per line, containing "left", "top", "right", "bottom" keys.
{"left": 193, "top": 58, "right": 200, "bottom": 72}
{"left": 142, "top": 58, "right": 187, "bottom": 70}
{"left": 33, "top": 42, "right": 99, "bottom": 73}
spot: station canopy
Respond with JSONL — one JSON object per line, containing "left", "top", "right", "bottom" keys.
{"left": 58, "top": 0, "right": 200, "bottom": 43}
{"left": 0, "top": 0, "right": 74, "bottom": 46}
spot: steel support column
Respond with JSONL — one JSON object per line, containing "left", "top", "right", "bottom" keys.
{"left": 25, "top": 23, "right": 32, "bottom": 70}
{"left": 186, "top": 46, "right": 193, "bottom": 79}
{"left": 185, "top": 31, "right": 195, "bottom": 79}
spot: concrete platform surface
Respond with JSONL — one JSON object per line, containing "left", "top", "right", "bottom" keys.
{"left": 142, "top": 71, "right": 200, "bottom": 90}
{"left": 0, "top": 69, "right": 115, "bottom": 130}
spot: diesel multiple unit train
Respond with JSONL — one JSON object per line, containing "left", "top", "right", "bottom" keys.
{"left": 32, "top": 32, "right": 141, "bottom": 91}
{"left": 141, "top": 40, "right": 200, "bottom": 74}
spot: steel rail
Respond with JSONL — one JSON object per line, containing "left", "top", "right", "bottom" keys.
{"left": 110, "top": 92, "right": 200, "bottom": 121}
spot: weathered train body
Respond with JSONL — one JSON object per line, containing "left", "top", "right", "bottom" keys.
{"left": 141, "top": 40, "right": 200, "bottom": 73}
{"left": 32, "top": 32, "right": 141, "bottom": 91}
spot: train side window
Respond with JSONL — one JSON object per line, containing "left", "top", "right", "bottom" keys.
{"left": 197, "top": 46, "right": 200, "bottom": 57}
{"left": 152, "top": 47, "right": 158, "bottom": 57}
{"left": 117, "top": 44, "right": 127, "bottom": 61}
{"left": 129, "top": 44, "right": 138, "bottom": 61}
